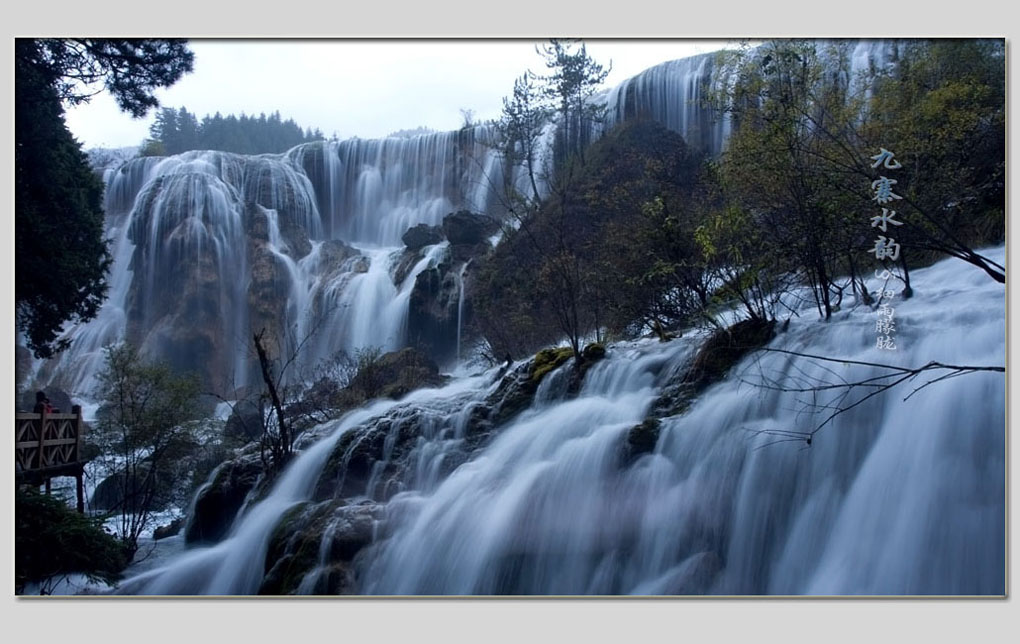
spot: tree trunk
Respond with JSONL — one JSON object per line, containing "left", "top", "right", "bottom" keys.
{"left": 253, "top": 329, "right": 290, "bottom": 464}
{"left": 898, "top": 252, "right": 913, "bottom": 299}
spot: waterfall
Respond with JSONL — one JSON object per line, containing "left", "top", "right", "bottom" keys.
{"left": 605, "top": 52, "right": 731, "bottom": 156}
{"left": 113, "top": 248, "right": 1004, "bottom": 595}
{"left": 44, "top": 121, "right": 519, "bottom": 397}
{"left": 364, "top": 248, "right": 1005, "bottom": 595}
{"left": 37, "top": 41, "right": 942, "bottom": 401}
{"left": 455, "top": 260, "right": 470, "bottom": 361}
{"left": 115, "top": 373, "right": 494, "bottom": 595}
{"left": 289, "top": 129, "right": 508, "bottom": 246}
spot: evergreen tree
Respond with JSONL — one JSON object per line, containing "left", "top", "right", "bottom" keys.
{"left": 16, "top": 42, "right": 110, "bottom": 358}
{"left": 536, "top": 39, "right": 612, "bottom": 164}
{"left": 29, "top": 39, "right": 194, "bottom": 117}
{"left": 143, "top": 106, "right": 322, "bottom": 155}
{"left": 15, "top": 38, "right": 193, "bottom": 358}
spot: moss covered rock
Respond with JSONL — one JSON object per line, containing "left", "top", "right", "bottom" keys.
{"left": 685, "top": 318, "right": 776, "bottom": 387}
{"left": 260, "top": 500, "right": 382, "bottom": 595}
{"left": 530, "top": 346, "right": 574, "bottom": 384}
{"left": 653, "top": 318, "right": 775, "bottom": 418}
{"left": 582, "top": 342, "right": 606, "bottom": 361}
{"left": 184, "top": 453, "right": 265, "bottom": 544}
{"left": 623, "top": 418, "right": 661, "bottom": 464}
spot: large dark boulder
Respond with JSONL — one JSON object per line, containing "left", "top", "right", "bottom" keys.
{"left": 90, "top": 472, "right": 130, "bottom": 512}
{"left": 315, "top": 239, "right": 360, "bottom": 277}
{"left": 401, "top": 223, "right": 444, "bottom": 251}
{"left": 224, "top": 399, "right": 265, "bottom": 443}
{"left": 407, "top": 264, "right": 461, "bottom": 364}
{"left": 260, "top": 500, "right": 383, "bottom": 595}
{"left": 184, "top": 452, "right": 265, "bottom": 544}
{"left": 442, "top": 210, "right": 498, "bottom": 246}
{"left": 349, "top": 347, "right": 444, "bottom": 401}
{"left": 621, "top": 418, "right": 661, "bottom": 465}
{"left": 652, "top": 318, "right": 776, "bottom": 420}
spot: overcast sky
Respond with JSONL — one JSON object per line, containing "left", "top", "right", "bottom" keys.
{"left": 63, "top": 39, "right": 734, "bottom": 149}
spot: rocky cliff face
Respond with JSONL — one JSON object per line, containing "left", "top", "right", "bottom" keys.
{"left": 403, "top": 211, "right": 498, "bottom": 366}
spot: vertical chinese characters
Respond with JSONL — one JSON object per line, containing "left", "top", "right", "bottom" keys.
{"left": 869, "top": 148, "right": 903, "bottom": 351}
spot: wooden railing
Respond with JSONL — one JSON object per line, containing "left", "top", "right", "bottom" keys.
{"left": 15, "top": 405, "right": 86, "bottom": 512}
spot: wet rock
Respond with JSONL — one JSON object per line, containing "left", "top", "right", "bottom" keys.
{"left": 185, "top": 453, "right": 265, "bottom": 544}
{"left": 622, "top": 418, "right": 661, "bottom": 465}
{"left": 349, "top": 347, "right": 444, "bottom": 401}
{"left": 530, "top": 346, "right": 574, "bottom": 384}
{"left": 351, "top": 257, "right": 370, "bottom": 273}
{"left": 653, "top": 318, "right": 775, "bottom": 417}
{"left": 685, "top": 318, "right": 775, "bottom": 388}
{"left": 402, "top": 223, "right": 444, "bottom": 251}
{"left": 442, "top": 210, "right": 498, "bottom": 245}
{"left": 316, "top": 239, "right": 360, "bottom": 277}
{"left": 391, "top": 247, "right": 425, "bottom": 287}
{"left": 245, "top": 244, "right": 288, "bottom": 363}
{"left": 261, "top": 500, "right": 383, "bottom": 595}
{"left": 484, "top": 359, "right": 540, "bottom": 428}
{"left": 407, "top": 264, "right": 461, "bottom": 364}
{"left": 153, "top": 518, "right": 185, "bottom": 541}
{"left": 313, "top": 415, "right": 423, "bottom": 501}
{"left": 278, "top": 214, "right": 312, "bottom": 260}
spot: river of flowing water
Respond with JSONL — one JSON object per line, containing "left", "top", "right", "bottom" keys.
{"left": 114, "top": 247, "right": 1004, "bottom": 595}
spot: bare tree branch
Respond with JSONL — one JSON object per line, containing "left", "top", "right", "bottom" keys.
{"left": 741, "top": 347, "right": 1003, "bottom": 446}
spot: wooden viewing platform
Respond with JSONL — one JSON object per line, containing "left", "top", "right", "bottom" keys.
{"left": 15, "top": 405, "right": 87, "bottom": 512}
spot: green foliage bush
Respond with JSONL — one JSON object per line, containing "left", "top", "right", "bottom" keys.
{"left": 16, "top": 488, "right": 129, "bottom": 594}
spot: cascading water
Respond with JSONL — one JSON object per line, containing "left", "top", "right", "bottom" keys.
{"left": 114, "top": 248, "right": 1004, "bottom": 595}
{"left": 455, "top": 259, "right": 470, "bottom": 362}
{"left": 288, "top": 128, "right": 510, "bottom": 245}
{"left": 30, "top": 43, "right": 1003, "bottom": 595}
{"left": 40, "top": 45, "right": 906, "bottom": 399}
{"left": 115, "top": 373, "right": 495, "bottom": 595}
{"left": 44, "top": 132, "right": 505, "bottom": 396}
{"left": 605, "top": 52, "right": 731, "bottom": 156}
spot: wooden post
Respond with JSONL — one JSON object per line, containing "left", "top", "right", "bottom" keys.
{"left": 37, "top": 406, "right": 47, "bottom": 469}
{"left": 75, "top": 466, "right": 85, "bottom": 514}
{"left": 72, "top": 404, "right": 83, "bottom": 464}
{"left": 73, "top": 405, "right": 86, "bottom": 513}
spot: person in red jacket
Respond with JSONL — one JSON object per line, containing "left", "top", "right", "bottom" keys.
{"left": 32, "top": 391, "right": 53, "bottom": 415}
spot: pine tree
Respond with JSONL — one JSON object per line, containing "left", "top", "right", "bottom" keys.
{"left": 15, "top": 38, "right": 193, "bottom": 358}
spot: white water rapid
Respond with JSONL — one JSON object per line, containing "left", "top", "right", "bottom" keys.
{"left": 115, "top": 248, "right": 1004, "bottom": 595}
